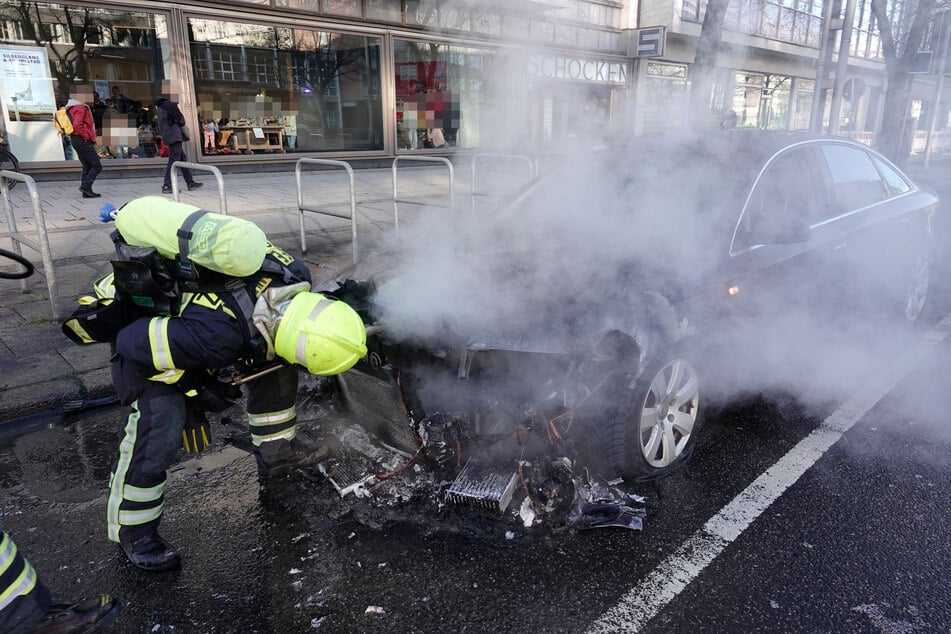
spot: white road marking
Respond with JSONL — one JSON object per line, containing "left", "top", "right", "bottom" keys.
{"left": 588, "top": 319, "right": 950, "bottom": 633}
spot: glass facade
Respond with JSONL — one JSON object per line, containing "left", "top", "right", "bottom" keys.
{"left": 641, "top": 62, "right": 688, "bottom": 130}
{"left": 0, "top": 0, "right": 629, "bottom": 167}
{"left": 189, "top": 18, "right": 383, "bottom": 154}
{"left": 683, "top": 0, "right": 823, "bottom": 47}
{"left": 394, "top": 39, "right": 491, "bottom": 150}
{"left": 0, "top": 1, "right": 170, "bottom": 163}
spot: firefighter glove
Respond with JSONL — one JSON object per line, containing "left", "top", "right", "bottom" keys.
{"left": 181, "top": 371, "right": 242, "bottom": 412}
{"left": 182, "top": 408, "right": 211, "bottom": 454}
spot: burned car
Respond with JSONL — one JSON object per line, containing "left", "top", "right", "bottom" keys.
{"left": 270, "top": 131, "right": 938, "bottom": 533}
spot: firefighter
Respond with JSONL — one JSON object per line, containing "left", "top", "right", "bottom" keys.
{"left": 0, "top": 525, "right": 120, "bottom": 632}
{"left": 63, "top": 198, "right": 367, "bottom": 573}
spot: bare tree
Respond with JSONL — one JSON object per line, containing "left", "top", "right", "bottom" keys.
{"left": 870, "top": 0, "right": 938, "bottom": 161}
{"left": 6, "top": 2, "right": 97, "bottom": 101}
{"left": 687, "top": 0, "right": 732, "bottom": 129}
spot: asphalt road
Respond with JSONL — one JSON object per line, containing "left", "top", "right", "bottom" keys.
{"left": 1, "top": 317, "right": 949, "bottom": 633}
{"left": 0, "top": 167, "right": 948, "bottom": 633}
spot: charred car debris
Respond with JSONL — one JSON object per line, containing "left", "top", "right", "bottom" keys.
{"left": 226, "top": 130, "right": 937, "bottom": 537}
{"left": 225, "top": 276, "right": 675, "bottom": 537}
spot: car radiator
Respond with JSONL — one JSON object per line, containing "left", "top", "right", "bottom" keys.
{"left": 446, "top": 460, "right": 518, "bottom": 513}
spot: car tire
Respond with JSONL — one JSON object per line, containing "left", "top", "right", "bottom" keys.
{"left": 600, "top": 352, "right": 704, "bottom": 482}
{"left": 900, "top": 251, "right": 932, "bottom": 326}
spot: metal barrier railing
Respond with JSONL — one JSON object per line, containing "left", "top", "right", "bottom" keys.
{"left": 0, "top": 170, "right": 59, "bottom": 318}
{"left": 530, "top": 150, "right": 575, "bottom": 178}
{"left": 170, "top": 161, "right": 228, "bottom": 214}
{"left": 295, "top": 158, "right": 358, "bottom": 263}
{"left": 470, "top": 153, "right": 534, "bottom": 213}
{"left": 392, "top": 156, "right": 454, "bottom": 231}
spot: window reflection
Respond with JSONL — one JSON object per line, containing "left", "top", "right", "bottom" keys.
{"left": 0, "top": 1, "right": 169, "bottom": 162}
{"left": 188, "top": 19, "right": 383, "bottom": 154}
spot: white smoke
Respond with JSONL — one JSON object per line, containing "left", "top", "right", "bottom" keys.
{"left": 358, "top": 2, "right": 939, "bottom": 412}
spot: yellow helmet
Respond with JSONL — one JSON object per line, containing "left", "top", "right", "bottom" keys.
{"left": 274, "top": 292, "right": 367, "bottom": 376}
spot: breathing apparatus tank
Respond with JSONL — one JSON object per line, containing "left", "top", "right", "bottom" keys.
{"left": 114, "top": 196, "right": 268, "bottom": 277}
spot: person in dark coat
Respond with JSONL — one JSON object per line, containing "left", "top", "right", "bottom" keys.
{"left": 154, "top": 96, "right": 202, "bottom": 194}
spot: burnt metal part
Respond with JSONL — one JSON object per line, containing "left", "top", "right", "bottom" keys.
{"left": 446, "top": 460, "right": 518, "bottom": 513}
{"left": 336, "top": 368, "right": 418, "bottom": 453}
{"left": 319, "top": 454, "right": 376, "bottom": 497}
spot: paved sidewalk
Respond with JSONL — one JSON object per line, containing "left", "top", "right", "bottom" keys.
{"left": 0, "top": 164, "right": 467, "bottom": 420}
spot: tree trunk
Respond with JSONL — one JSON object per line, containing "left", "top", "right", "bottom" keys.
{"left": 876, "top": 66, "right": 914, "bottom": 165}
{"left": 869, "top": 0, "right": 936, "bottom": 163}
{"left": 687, "top": 0, "right": 731, "bottom": 129}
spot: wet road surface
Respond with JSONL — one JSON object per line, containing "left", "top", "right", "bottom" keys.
{"left": 1, "top": 165, "right": 948, "bottom": 633}
{"left": 2, "top": 326, "right": 949, "bottom": 632}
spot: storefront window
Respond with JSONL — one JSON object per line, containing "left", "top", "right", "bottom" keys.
{"left": 733, "top": 72, "right": 765, "bottom": 127}
{"left": 0, "top": 2, "right": 169, "bottom": 163}
{"left": 762, "top": 75, "right": 791, "bottom": 129}
{"left": 395, "top": 39, "right": 495, "bottom": 151}
{"left": 791, "top": 78, "right": 814, "bottom": 129}
{"left": 641, "top": 62, "right": 687, "bottom": 131}
{"left": 188, "top": 18, "right": 383, "bottom": 154}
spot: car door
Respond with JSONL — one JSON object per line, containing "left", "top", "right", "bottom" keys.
{"left": 812, "top": 141, "right": 934, "bottom": 319}
{"left": 715, "top": 142, "right": 838, "bottom": 325}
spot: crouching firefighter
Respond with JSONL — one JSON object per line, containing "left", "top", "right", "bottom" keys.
{"left": 62, "top": 196, "right": 367, "bottom": 573}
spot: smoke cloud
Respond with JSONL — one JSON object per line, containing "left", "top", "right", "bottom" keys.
{"left": 357, "top": 3, "right": 938, "bottom": 415}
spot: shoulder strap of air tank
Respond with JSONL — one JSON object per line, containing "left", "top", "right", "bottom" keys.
{"left": 259, "top": 254, "right": 308, "bottom": 285}
{"left": 224, "top": 279, "right": 257, "bottom": 341}
{"left": 176, "top": 209, "right": 209, "bottom": 282}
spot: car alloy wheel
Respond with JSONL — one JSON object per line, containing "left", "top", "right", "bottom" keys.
{"left": 903, "top": 254, "right": 930, "bottom": 324}
{"left": 637, "top": 358, "right": 701, "bottom": 469}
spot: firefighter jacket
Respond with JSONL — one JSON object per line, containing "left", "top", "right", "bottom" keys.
{"left": 113, "top": 243, "right": 310, "bottom": 386}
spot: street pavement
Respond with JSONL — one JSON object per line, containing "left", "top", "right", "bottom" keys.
{"left": 0, "top": 161, "right": 468, "bottom": 421}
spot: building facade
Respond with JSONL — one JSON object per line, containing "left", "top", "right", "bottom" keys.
{"left": 0, "top": 0, "right": 946, "bottom": 171}
{"left": 632, "top": 0, "right": 950, "bottom": 147}
{"left": 0, "top": 0, "right": 632, "bottom": 169}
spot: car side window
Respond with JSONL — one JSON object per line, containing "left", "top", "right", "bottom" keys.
{"left": 819, "top": 144, "right": 888, "bottom": 214}
{"left": 870, "top": 154, "right": 912, "bottom": 197}
{"left": 734, "top": 148, "right": 819, "bottom": 252}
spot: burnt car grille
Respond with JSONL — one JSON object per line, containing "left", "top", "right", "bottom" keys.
{"left": 337, "top": 369, "right": 418, "bottom": 453}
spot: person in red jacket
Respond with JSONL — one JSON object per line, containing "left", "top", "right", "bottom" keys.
{"left": 64, "top": 94, "right": 102, "bottom": 198}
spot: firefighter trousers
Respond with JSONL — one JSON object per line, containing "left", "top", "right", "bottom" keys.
{"left": 106, "top": 358, "right": 300, "bottom": 544}
{"left": 0, "top": 526, "right": 51, "bottom": 633}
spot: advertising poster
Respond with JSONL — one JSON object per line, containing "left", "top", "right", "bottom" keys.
{"left": 0, "top": 45, "right": 65, "bottom": 162}
{"left": 0, "top": 46, "right": 54, "bottom": 121}
{"left": 94, "top": 80, "right": 109, "bottom": 100}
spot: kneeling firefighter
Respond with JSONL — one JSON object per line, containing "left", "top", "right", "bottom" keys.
{"left": 62, "top": 196, "right": 367, "bottom": 573}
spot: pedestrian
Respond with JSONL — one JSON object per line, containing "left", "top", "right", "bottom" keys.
{"left": 720, "top": 109, "right": 738, "bottom": 129}
{"left": 202, "top": 118, "right": 218, "bottom": 153}
{"left": 0, "top": 524, "right": 120, "bottom": 632}
{"left": 91, "top": 91, "right": 107, "bottom": 132}
{"left": 61, "top": 196, "right": 368, "bottom": 572}
{"left": 154, "top": 94, "right": 202, "bottom": 194}
{"left": 63, "top": 95, "right": 102, "bottom": 198}
{"left": 109, "top": 85, "right": 130, "bottom": 114}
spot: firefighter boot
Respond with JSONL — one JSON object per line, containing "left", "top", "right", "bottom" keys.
{"left": 30, "top": 595, "right": 121, "bottom": 633}
{"left": 257, "top": 438, "right": 331, "bottom": 480}
{"left": 119, "top": 530, "right": 180, "bottom": 572}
